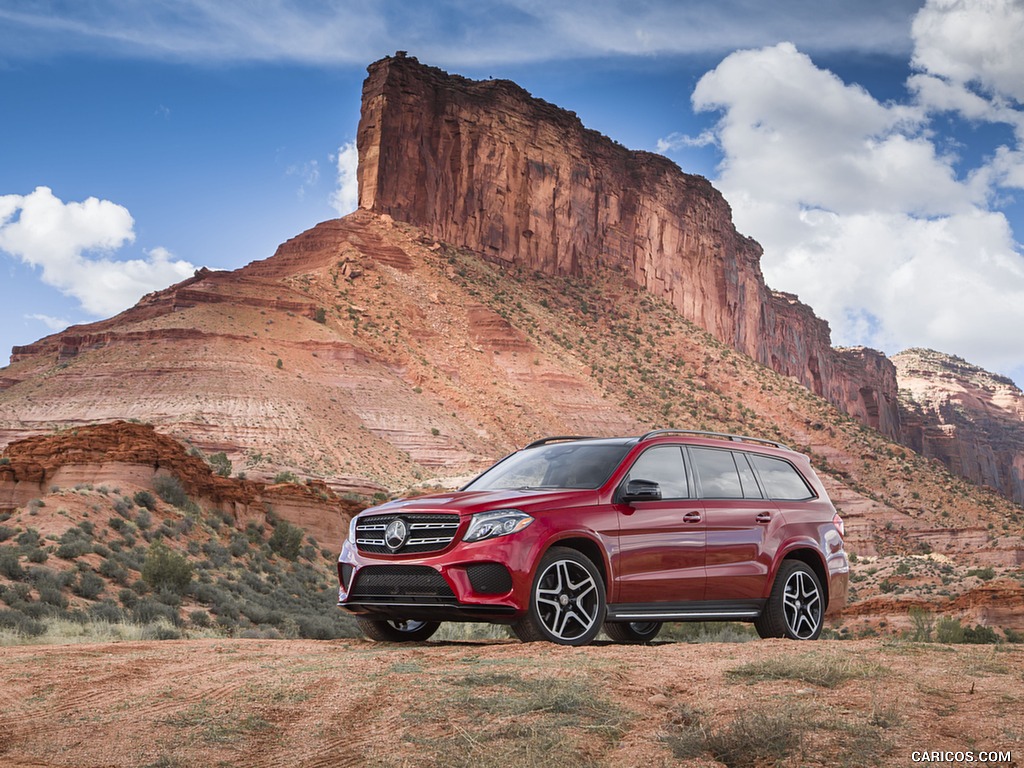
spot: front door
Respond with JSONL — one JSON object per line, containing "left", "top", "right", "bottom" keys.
{"left": 613, "top": 445, "right": 706, "bottom": 604}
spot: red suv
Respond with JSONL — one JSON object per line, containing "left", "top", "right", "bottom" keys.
{"left": 337, "top": 431, "right": 849, "bottom": 645}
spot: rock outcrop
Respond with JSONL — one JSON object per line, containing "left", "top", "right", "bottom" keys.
{"left": 357, "top": 53, "right": 901, "bottom": 439}
{"left": 0, "top": 421, "right": 361, "bottom": 545}
{"left": 895, "top": 348, "right": 1024, "bottom": 505}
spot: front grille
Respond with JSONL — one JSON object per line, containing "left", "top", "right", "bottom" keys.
{"left": 349, "top": 565, "right": 455, "bottom": 602}
{"left": 355, "top": 513, "right": 460, "bottom": 554}
{"left": 466, "top": 563, "right": 513, "bottom": 595}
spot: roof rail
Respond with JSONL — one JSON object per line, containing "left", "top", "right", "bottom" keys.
{"left": 639, "top": 429, "right": 790, "bottom": 450}
{"left": 523, "top": 435, "right": 599, "bottom": 449}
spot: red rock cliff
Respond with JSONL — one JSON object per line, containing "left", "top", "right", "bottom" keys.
{"left": 356, "top": 54, "right": 900, "bottom": 439}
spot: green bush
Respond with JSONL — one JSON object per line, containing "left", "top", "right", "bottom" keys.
{"left": 0, "top": 549, "right": 26, "bottom": 580}
{"left": 268, "top": 520, "right": 303, "bottom": 561}
{"left": 55, "top": 527, "right": 93, "bottom": 560}
{"left": 0, "top": 525, "right": 15, "bottom": 542}
{"left": 141, "top": 542, "right": 194, "bottom": 595}
{"left": 133, "top": 491, "right": 157, "bottom": 511}
{"left": 72, "top": 571, "right": 105, "bottom": 600}
{"left": 153, "top": 475, "right": 194, "bottom": 510}
{"left": 208, "top": 452, "right": 232, "bottom": 477}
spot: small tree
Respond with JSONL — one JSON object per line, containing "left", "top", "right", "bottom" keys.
{"left": 141, "top": 542, "right": 193, "bottom": 595}
{"left": 208, "top": 452, "right": 232, "bottom": 477}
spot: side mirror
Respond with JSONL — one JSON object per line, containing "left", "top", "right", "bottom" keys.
{"left": 622, "top": 478, "right": 661, "bottom": 503}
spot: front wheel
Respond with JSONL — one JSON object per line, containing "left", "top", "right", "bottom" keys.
{"left": 512, "top": 547, "right": 606, "bottom": 646}
{"left": 603, "top": 621, "right": 663, "bottom": 644}
{"left": 755, "top": 560, "right": 824, "bottom": 640}
{"left": 356, "top": 618, "right": 441, "bottom": 642}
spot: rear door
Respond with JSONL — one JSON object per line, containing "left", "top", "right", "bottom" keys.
{"left": 691, "top": 447, "right": 776, "bottom": 601}
{"left": 612, "top": 445, "right": 706, "bottom": 603}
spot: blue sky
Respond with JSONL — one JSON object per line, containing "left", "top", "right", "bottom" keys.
{"left": 2, "top": 0, "right": 1024, "bottom": 388}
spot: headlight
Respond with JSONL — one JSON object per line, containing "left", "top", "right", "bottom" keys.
{"left": 347, "top": 516, "right": 359, "bottom": 544}
{"left": 464, "top": 509, "right": 533, "bottom": 542}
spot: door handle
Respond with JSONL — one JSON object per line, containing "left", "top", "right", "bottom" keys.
{"left": 683, "top": 511, "right": 702, "bottom": 523}
{"left": 755, "top": 512, "right": 772, "bottom": 524}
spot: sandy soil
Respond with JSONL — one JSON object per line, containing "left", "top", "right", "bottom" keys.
{"left": 0, "top": 637, "right": 1021, "bottom": 767}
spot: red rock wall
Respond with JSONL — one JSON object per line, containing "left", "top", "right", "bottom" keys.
{"left": 357, "top": 54, "right": 901, "bottom": 439}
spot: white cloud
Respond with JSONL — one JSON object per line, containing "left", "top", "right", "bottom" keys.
{"left": 0, "top": 187, "right": 197, "bottom": 317}
{"left": 25, "top": 313, "right": 71, "bottom": 332}
{"left": 0, "top": 1, "right": 923, "bottom": 66}
{"left": 911, "top": 0, "right": 1024, "bottom": 105}
{"left": 330, "top": 141, "right": 359, "bottom": 216}
{"left": 685, "top": 35, "right": 1024, "bottom": 379}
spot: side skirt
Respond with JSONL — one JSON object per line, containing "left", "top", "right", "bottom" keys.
{"left": 605, "top": 600, "right": 766, "bottom": 622}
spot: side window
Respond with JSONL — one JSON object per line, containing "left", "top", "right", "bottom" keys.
{"left": 749, "top": 455, "right": 815, "bottom": 501}
{"left": 624, "top": 446, "right": 689, "bottom": 499}
{"left": 690, "top": 447, "right": 744, "bottom": 499}
{"left": 735, "top": 453, "right": 764, "bottom": 499}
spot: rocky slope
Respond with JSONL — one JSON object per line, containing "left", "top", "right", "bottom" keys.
{"left": 895, "top": 348, "right": 1024, "bottom": 505}
{"left": 358, "top": 53, "right": 901, "bottom": 439}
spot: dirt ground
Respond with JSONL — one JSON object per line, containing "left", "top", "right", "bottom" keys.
{"left": 0, "top": 637, "right": 1021, "bottom": 768}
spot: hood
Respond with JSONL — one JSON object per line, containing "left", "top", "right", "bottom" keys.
{"left": 358, "top": 488, "right": 599, "bottom": 517}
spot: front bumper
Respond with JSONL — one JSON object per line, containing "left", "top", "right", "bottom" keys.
{"left": 336, "top": 538, "right": 534, "bottom": 624}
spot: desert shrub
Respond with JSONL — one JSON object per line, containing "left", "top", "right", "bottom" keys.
{"left": 202, "top": 541, "right": 230, "bottom": 567}
{"left": 1, "top": 583, "right": 32, "bottom": 605}
{"left": 26, "top": 547, "right": 49, "bottom": 564}
{"left": 141, "top": 623, "right": 182, "bottom": 640}
{"left": 0, "top": 525, "right": 15, "bottom": 542}
{"left": 268, "top": 520, "right": 303, "bottom": 561}
{"left": 38, "top": 586, "right": 69, "bottom": 608}
{"left": 0, "top": 608, "right": 46, "bottom": 637}
{"left": 98, "top": 557, "right": 129, "bottom": 585}
{"left": 208, "top": 452, "right": 232, "bottom": 477}
{"left": 72, "top": 571, "right": 105, "bottom": 600}
{"left": 141, "top": 542, "right": 193, "bottom": 595}
{"left": 135, "top": 509, "right": 153, "bottom": 531}
{"left": 967, "top": 567, "right": 996, "bottom": 581}
{"left": 0, "top": 549, "right": 25, "bottom": 580}
{"left": 273, "top": 471, "right": 299, "bottom": 485}
{"left": 133, "top": 491, "right": 157, "bottom": 511}
{"left": 55, "top": 527, "right": 93, "bottom": 560}
{"left": 908, "top": 606, "right": 935, "bottom": 642}
{"left": 228, "top": 533, "right": 250, "bottom": 558}
{"left": 153, "top": 475, "right": 194, "bottom": 511}
{"left": 962, "top": 624, "right": 999, "bottom": 644}
{"left": 131, "top": 597, "right": 180, "bottom": 626}
{"left": 936, "top": 617, "right": 965, "bottom": 643}
{"left": 86, "top": 600, "right": 123, "bottom": 623}
{"left": 118, "top": 589, "right": 139, "bottom": 609}
{"left": 113, "top": 497, "right": 135, "bottom": 517}
{"left": 17, "top": 528, "right": 40, "bottom": 548}
{"left": 189, "top": 609, "right": 212, "bottom": 628}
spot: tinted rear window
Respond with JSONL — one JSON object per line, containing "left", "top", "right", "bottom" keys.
{"left": 749, "top": 454, "right": 815, "bottom": 500}
{"left": 690, "top": 447, "right": 744, "bottom": 499}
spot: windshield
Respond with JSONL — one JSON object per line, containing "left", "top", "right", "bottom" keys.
{"left": 464, "top": 442, "right": 631, "bottom": 491}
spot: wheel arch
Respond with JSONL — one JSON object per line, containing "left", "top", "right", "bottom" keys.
{"left": 546, "top": 535, "right": 611, "bottom": 594}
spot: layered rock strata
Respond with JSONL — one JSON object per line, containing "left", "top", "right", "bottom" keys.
{"left": 895, "top": 349, "right": 1024, "bottom": 505}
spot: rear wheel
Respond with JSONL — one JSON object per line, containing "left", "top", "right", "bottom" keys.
{"left": 356, "top": 618, "right": 441, "bottom": 642}
{"left": 603, "top": 621, "right": 663, "bottom": 643}
{"left": 755, "top": 560, "right": 824, "bottom": 640}
{"left": 512, "top": 547, "right": 606, "bottom": 646}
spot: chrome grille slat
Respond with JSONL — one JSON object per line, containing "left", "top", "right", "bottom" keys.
{"left": 355, "top": 513, "right": 460, "bottom": 554}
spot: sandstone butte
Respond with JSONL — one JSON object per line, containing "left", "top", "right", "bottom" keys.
{"left": 0, "top": 53, "right": 1022, "bottom": 632}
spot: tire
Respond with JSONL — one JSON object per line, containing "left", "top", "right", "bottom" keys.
{"left": 512, "top": 547, "right": 606, "bottom": 646}
{"left": 755, "top": 559, "right": 824, "bottom": 640}
{"left": 603, "top": 621, "right": 663, "bottom": 644}
{"left": 356, "top": 618, "right": 441, "bottom": 642}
